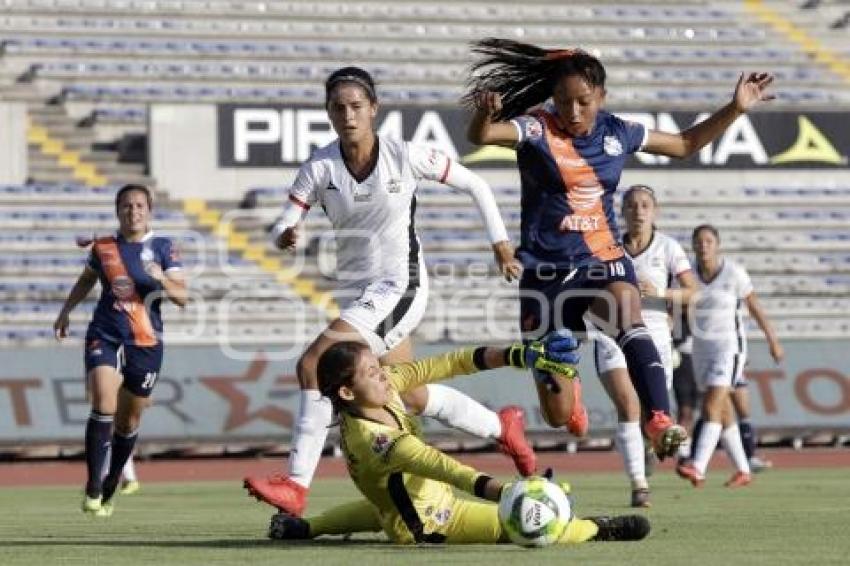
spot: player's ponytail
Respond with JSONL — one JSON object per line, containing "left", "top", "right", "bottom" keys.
{"left": 317, "top": 341, "right": 371, "bottom": 416}
{"left": 463, "top": 38, "right": 607, "bottom": 120}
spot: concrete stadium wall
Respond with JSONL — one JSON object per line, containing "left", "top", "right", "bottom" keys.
{"left": 0, "top": 102, "right": 27, "bottom": 184}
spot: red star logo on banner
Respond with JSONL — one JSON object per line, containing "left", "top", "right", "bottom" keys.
{"left": 200, "top": 353, "right": 299, "bottom": 432}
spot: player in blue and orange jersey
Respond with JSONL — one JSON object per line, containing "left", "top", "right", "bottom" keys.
{"left": 464, "top": 38, "right": 775, "bottom": 459}
{"left": 54, "top": 183, "right": 188, "bottom": 516}
{"left": 268, "top": 335, "right": 650, "bottom": 545}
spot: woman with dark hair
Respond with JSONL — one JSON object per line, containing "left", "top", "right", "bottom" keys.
{"left": 464, "top": 38, "right": 774, "bottom": 458}
{"left": 245, "top": 66, "right": 529, "bottom": 516}
{"left": 54, "top": 183, "right": 187, "bottom": 516}
{"left": 677, "top": 225, "right": 783, "bottom": 488}
{"left": 268, "top": 334, "right": 650, "bottom": 545}
{"left": 591, "top": 184, "right": 697, "bottom": 507}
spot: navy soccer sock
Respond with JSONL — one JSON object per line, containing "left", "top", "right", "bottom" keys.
{"left": 103, "top": 430, "right": 138, "bottom": 502}
{"left": 739, "top": 419, "right": 756, "bottom": 459}
{"left": 689, "top": 418, "right": 705, "bottom": 460}
{"left": 617, "top": 325, "right": 671, "bottom": 416}
{"left": 85, "top": 411, "right": 114, "bottom": 498}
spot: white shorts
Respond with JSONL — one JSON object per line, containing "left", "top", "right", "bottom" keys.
{"left": 337, "top": 275, "right": 429, "bottom": 356}
{"left": 592, "top": 326, "right": 674, "bottom": 390}
{"left": 691, "top": 347, "right": 746, "bottom": 390}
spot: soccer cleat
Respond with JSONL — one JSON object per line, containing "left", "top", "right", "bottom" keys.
{"left": 588, "top": 515, "right": 651, "bottom": 542}
{"left": 724, "top": 471, "right": 753, "bottom": 488}
{"left": 675, "top": 461, "right": 705, "bottom": 488}
{"left": 749, "top": 456, "right": 773, "bottom": 473}
{"left": 81, "top": 495, "right": 102, "bottom": 515}
{"left": 565, "top": 378, "right": 589, "bottom": 437}
{"left": 497, "top": 406, "right": 537, "bottom": 476}
{"left": 119, "top": 480, "right": 141, "bottom": 495}
{"left": 630, "top": 488, "right": 651, "bottom": 508}
{"left": 268, "top": 513, "right": 311, "bottom": 540}
{"left": 643, "top": 411, "right": 687, "bottom": 460}
{"left": 95, "top": 501, "right": 114, "bottom": 518}
{"left": 244, "top": 474, "right": 308, "bottom": 516}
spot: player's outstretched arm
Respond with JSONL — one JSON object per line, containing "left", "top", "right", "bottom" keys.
{"left": 467, "top": 90, "right": 520, "bottom": 147}
{"left": 642, "top": 72, "right": 775, "bottom": 159}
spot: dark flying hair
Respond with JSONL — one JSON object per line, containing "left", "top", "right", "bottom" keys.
{"left": 317, "top": 341, "right": 371, "bottom": 415}
{"left": 462, "top": 37, "right": 607, "bottom": 120}
{"left": 325, "top": 66, "right": 377, "bottom": 106}
{"left": 115, "top": 183, "right": 153, "bottom": 213}
{"left": 692, "top": 224, "right": 721, "bottom": 243}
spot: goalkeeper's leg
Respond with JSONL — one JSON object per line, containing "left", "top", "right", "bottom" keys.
{"left": 269, "top": 499, "right": 382, "bottom": 540}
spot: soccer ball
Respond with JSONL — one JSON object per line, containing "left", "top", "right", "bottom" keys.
{"left": 497, "top": 476, "right": 572, "bottom": 548}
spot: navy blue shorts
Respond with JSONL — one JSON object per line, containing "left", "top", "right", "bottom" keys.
{"left": 519, "top": 257, "right": 638, "bottom": 341}
{"left": 84, "top": 335, "right": 163, "bottom": 398}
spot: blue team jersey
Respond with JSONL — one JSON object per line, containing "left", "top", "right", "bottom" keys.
{"left": 86, "top": 232, "right": 181, "bottom": 347}
{"left": 511, "top": 107, "right": 647, "bottom": 269}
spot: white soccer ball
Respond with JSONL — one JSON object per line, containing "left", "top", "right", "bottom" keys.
{"left": 497, "top": 476, "right": 572, "bottom": 548}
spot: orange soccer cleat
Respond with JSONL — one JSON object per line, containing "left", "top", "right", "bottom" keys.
{"left": 675, "top": 460, "right": 705, "bottom": 488}
{"left": 244, "top": 474, "right": 308, "bottom": 516}
{"left": 497, "top": 406, "right": 537, "bottom": 477}
{"left": 724, "top": 471, "right": 753, "bottom": 488}
{"left": 643, "top": 411, "right": 687, "bottom": 460}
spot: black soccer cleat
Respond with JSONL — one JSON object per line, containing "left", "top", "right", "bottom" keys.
{"left": 588, "top": 514, "right": 651, "bottom": 542}
{"left": 268, "top": 512, "right": 311, "bottom": 540}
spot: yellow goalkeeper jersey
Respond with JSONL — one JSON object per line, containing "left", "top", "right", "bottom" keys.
{"left": 337, "top": 348, "right": 489, "bottom": 544}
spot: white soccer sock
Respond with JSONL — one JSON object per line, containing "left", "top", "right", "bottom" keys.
{"left": 615, "top": 421, "right": 647, "bottom": 488}
{"left": 693, "top": 421, "right": 723, "bottom": 476}
{"left": 677, "top": 437, "right": 692, "bottom": 460}
{"left": 122, "top": 454, "right": 137, "bottom": 482}
{"left": 288, "top": 390, "right": 333, "bottom": 489}
{"left": 720, "top": 424, "right": 752, "bottom": 474}
{"left": 420, "top": 384, "right": 502, "bottom": 439}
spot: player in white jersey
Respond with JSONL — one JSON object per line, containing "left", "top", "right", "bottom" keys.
{"left": 244, "top": 67, "right": 529, "bottom": 516}
{"left": 677, "top": 225, "right": 783, "bottom": 488}
{"left": 590, "top": 185, "right": 697, "bottom": 507}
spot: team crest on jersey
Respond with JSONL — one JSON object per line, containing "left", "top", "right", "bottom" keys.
{"left": 371, "top": 433, "right": 391, "bottom": 455}
{"left": 525, "top": 119, "right": 543, "bottom": 140}
{"left": 603, "top": 136, "right": 623, "bottom": 156}
{"left": 111, "top": 275, "right": 136, "bottom": 300}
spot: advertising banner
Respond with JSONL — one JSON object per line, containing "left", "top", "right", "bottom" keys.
{"left": 218, "top": 105, "right": 849, "bottom": 170}
{"left": 2, "top": 341, "right": 847, "bottom": 443}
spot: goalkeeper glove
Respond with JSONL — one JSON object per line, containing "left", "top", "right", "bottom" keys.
{"left": 506, "top": 329, "right": 580, "bottom": 378}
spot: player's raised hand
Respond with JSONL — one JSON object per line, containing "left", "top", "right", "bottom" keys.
{"left": 274, "top": 226, "right": 299, "bottom": 251}
{"left": 733, "top": 72, "right": 775, "bottom": 112}
{"left": 492, "top": 240, "right": 522, "bottom": 281}
{"left": 53, "top": 311, "right": 70, "bottom": 341}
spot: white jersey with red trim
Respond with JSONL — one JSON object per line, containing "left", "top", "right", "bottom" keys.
{"left": 277, "top": 135, "right": 507, "bottom": 289}
{"left": 626, "top": 230, "right": 691, "bottom": 331}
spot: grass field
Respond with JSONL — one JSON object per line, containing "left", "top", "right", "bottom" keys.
{"left": 1, "top": 469, "right": 848, "bottom": 565}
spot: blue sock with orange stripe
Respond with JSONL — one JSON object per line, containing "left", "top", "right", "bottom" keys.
{"left": 617, "top": 324, "right": 671, "bottom": 415}
{"left": 85, "top": 410, "right": 113, "bottom": 498}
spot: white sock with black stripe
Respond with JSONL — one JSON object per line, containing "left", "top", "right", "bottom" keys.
{"left": 693, "top": 421, "right": 723, "bottom": 476}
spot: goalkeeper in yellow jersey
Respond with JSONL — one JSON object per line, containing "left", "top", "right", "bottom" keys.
{"left": 268, "top": 330, "right": 650, "bottom": 544}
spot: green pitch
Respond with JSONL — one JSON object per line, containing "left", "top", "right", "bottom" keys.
{"left": 1, "top": 469, "right": 847, "bottom": 565}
